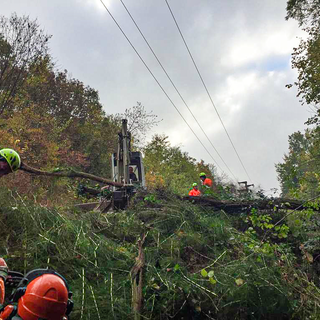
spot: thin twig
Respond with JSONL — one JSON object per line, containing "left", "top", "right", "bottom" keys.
{"left": 89, "top": 285, "right": 101, "bottom": 320}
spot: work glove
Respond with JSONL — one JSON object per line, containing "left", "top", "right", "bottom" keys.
{"left": 0, "top": 258, "right": 8, "bottom": 282}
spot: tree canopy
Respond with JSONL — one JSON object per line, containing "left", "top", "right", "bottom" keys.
{"left": 286, "top": 0, "right": 320, "bottom": 119}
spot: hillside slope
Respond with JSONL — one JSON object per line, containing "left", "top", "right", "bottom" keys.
{"left": 0, "top": 187, "right": 320, "bottom": 319}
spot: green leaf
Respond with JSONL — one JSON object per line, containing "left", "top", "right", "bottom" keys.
{"left": 208, "top": 270, "right": 214, "bottom": 278}
{"left": 209, "top": 277, "right": 216, "bottom": 285}
{"left": 174, "top": 264, "right": 180, "bottom": 272}
{"left": 201, "top": 269, "right": 208, "bottom": 277}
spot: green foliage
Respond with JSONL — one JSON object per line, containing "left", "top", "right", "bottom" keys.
{"left": 1, "top": 186, "right": 320, "bottom": 319}
{"left": 245, "top": 207, "right": 290, "bottom": 240}
{"left": 143, "top": 134, "right": 201, "bottom": 194}
{"left": 143, "top": 193, "right": 161, "bottom": 204}
{"left": 286, "top": 0, "right": 320, "bottom": 109}
{"left": 276, "top": 129, "right": 320, "bottom": 198}
{"left": 0, "top": 13, "right": 51, "bottom": 115}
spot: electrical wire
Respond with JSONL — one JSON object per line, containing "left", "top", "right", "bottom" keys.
{"left": 164, "top": 0, "right": 252, "bottom": 183}
{"left": 119, "top": 0, "right": 238, "bottom": 181}
{"left": 99, "top": 0, "right": 224, "bottom": 172}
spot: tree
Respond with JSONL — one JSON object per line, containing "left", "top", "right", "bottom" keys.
{"left": 286, "top": 0, "right": 320, "bottom": 121}
{"left": 119, "top": 102, "right": 162, "bottom": 147}
{"left": 0, "top": 13, "right": 50, "bottom": 115}
{"left": 144, "top": 135, "right": 202, "bottom": 194}
{"left": 276, "top": 129, "right": 320, "bottom": 197}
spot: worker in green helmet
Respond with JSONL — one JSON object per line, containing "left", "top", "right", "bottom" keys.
{"left": 189, "top": 182, "right": 201, "bottom": 196}
{"left": 199, "top": 172, "right": 213, "bottom": 188}
{"left": 0, "top": 148, "right": 21, "bottom": 178}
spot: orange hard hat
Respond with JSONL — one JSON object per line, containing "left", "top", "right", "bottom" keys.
{"left": 17, "top": 274, "right": 69, "bottom": 320}
{"left": 0, "top": 258, "right": 7, "bottom": 268}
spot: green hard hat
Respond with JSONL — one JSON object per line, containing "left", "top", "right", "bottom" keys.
{"left": 192, "top": 183, "right": 198, "bottom": 187}
{"left": 0, "top": 148, "right": 21, "bottom": 172}
{"left": 199, "top": 172, "right": 206, "bottom": 177}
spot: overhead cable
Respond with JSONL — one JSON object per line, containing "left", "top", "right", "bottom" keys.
{"left": 119, "top": 0, "right": 238, "bottom": 181}
{"left": 99, "top": 0, "right": 225, "bottom": 172}
{"left": 164, "top": 0, "right": 252, "bottom": 183}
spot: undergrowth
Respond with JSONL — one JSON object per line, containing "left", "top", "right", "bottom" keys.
{"left": 0, "top": 187, "right": 320, "bottom": 319}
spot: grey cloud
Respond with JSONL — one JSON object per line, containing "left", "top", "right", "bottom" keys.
{"left": 0, "top": 0, "right": 308, "bottom": 192}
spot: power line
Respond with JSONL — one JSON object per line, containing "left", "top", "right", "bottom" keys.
{"left": 99, "top": 0, "right": 225, "bottom": 172}
{"left": 119, "top": 0, "right": 238, "bottom": 181}
{"left": 164, "top": 0, "right": 252, "bottom": 183}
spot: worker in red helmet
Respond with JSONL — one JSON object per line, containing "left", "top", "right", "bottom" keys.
{"left": 188, "top": 183, "right": 201, "bottom": 196}
{"left": 0, "top": 268, "right": 73, "bottom": 320}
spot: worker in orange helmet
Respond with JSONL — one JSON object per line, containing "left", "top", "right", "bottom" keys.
{"left": 189, "top": 183, "right": 201, "bottom": 196}
{"left": 0, "top": 258, "right": 8, "bottom": 306}
{"left": 199, "top": 172, "right": 213, "bottom": 188}
{"left": 0, "top": 267, "right": 73, "bottom": 320}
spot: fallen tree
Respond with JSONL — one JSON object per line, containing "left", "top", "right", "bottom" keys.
{"left": 20, "top": 162, "right": 123, "bottom": 187}
{"left": 18, "top": 163, "right": 318, "bottom": 214}
{"left": 183, "top": 196, "right": 317, "bottom": 213}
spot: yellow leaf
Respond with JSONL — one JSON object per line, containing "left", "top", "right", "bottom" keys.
{"left": 235, "top": 278, "right": 244, "bottom": 286}
{"left": 305, "top": 252, "right": 313, "bottom": 263}
{"left": 152, "top": 283, "right": 161, "bottom": 290}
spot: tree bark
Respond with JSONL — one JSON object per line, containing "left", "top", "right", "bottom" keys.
{"left": 20, "top": 162, "right": 123, "bottom": 187}
{"left": 183, "top": 196, "right": 317, "bottom": 213}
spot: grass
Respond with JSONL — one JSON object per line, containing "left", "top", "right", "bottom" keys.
{"left": 0, "top": 187, "right": 320, "bottom": 319}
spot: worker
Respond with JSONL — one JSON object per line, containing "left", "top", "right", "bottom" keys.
{"left": 189, "top": 183, "right": 201, "bottom": 196}
{"left": 199, "top": 172, "right": 213, "bottom": 188}
{"left": 0, "top": 149, "right": 21, "bottom": 178}
{"left": 0, "top": 258, "right": 8, "bottom": 306}
{"left": 0, "top": 264, "right": 73, "bottom": 320}
{"left": 129, "top": 166, "right": 138, "bottom": 182}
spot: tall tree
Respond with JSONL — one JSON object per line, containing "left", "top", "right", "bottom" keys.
{"left": 144, "top": 135, "right": 204, "bottom": 194}
{"left": 0, "top": 13, "right": 50, "bottom": 115}
{"left": 276, "top": 129, "right": 320, "bottom": 197}
{"left": 286, "top": 0, "right": 320, "bottom": 123}
{"left": 118, "top": 102, "right": 161, "bottom": 147}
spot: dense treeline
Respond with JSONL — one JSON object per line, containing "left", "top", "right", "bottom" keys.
{"left": 277, "top": 0, "right": 320, "bottom": 199}
{"left": 0, "top": 13, "right": 226, "bottom": 204}
{"left": 0, "top": 14, "right": 123, "bottom": 204}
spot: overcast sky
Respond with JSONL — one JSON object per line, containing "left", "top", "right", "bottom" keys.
{"left": 1, "top": 0, "right": 310, "bottom": 194}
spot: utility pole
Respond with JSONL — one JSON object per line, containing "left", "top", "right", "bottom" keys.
{"left": 238, "top": 181, "right": 254, "bottom": 192}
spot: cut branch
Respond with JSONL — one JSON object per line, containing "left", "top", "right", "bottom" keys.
{"left": 20, "top": 162, "right": 123, "bottom": 187}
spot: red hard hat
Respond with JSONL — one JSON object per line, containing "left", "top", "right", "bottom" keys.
{"left": 17, "top": 274, "right": 68, "bottom": 320}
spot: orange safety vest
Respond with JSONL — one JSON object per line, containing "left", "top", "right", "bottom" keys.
{"left": 203, "top": 178, "right": 212, "bottom": 187}
{"left": 189, "top": 188, "right": 201, "bottom": 196}
{"left": 0, "top": 278, "right": 4, "bottom": 306}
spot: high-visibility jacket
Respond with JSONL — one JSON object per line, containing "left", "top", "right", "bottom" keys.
{"left": 0, "top": 258, "right": 7, "bottom": 306}
{"left": 203, "top": 178, "right": 212, "bottom": 188}
{"left": 0, "top": 278, "right": 4, "bottom": 306}
{"left": 189, "top": 188, "right": 201, "bottom": 196}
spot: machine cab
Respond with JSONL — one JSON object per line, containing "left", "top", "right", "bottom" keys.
{"left": 111, "top": 151, "right": 146, "bottom": 189}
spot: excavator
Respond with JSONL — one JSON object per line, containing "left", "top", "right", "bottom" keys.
{"left": 75, "top": 119, "right": 145, "bottom": 212}
{"left": 111, "top": 119, "right": 146, "bottom": 209}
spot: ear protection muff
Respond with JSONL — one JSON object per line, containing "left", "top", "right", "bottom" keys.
{"left": 10, "top": 269, "right": 73, "bottom": 316}
{"left": 0, "top": 304, "right": 19, "bottom": 320}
